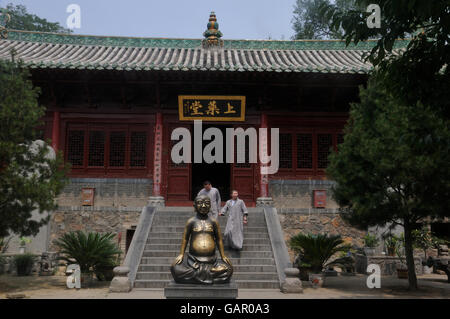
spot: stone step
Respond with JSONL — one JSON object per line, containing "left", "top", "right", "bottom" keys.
{"left": 150, "top": 226, "right": 268, "bottom": 233}
{"left": 144, "top": 244, "right": 272, "bottom": 251}
{"left": 147, "top": 232, "right": 270, "bottom": 239}
{"left": 151, "top": 221, "right": 268, "bottom": 227}
{"left": 135, "top": 271, "right": 279, "bottom": 281}
{"left": 140, "top": 257, "right": 276, "bottom": 265}
{"left": 147, "top": 237, "right": 270, "bottom": 245}
{"left": 142, "top": 250, "right": 273, "bottom": 258}
{"left": 138, "top": 264, "right": 277, "bottom": 273}
{"left": 134, "top": 279, "right": 280, "bottom": 289}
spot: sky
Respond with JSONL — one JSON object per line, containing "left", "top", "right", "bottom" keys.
{"left": 1, "top": 0, "right": 297, "bottom": 40}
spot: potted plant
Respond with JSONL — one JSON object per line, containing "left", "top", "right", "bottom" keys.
{"left": 54, "top": 231, "right": 122, "bottom": 287}
{"left": 383, "top": 233, "right": 400, "bottom": 256}
{"left": 19, "top": 237, "right": 31, "bottom": 254}
{"left": 363, "top": 233, "right": 379, "bottom": 256}
{"left": 412, "top": 226, "right": 440, "bottom": 274}
{"left": 289, "top": 233, "right": 351, "bottom": 288}
{"left": 13, "top": 253, "right": 36, "bottom": 276}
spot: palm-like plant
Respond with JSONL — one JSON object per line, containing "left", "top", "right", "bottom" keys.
{"left": 54, "top": 231, "right": 121, "bottom": 273}
{"left": 289, "top": 233, "right": 351, "bottom": 273}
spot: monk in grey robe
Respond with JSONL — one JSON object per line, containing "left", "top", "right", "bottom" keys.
{"left": 220, "top": 190, "right": 248, "bottom": 250}
{"left": 197, "top": 181, "right": 221, "bottom": 219}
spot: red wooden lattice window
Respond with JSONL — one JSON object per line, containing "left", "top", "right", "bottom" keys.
{"left": 279, "top": 133, "right": 293, "bottom": 169}
{"left": 317, "top": 134, "right": 332, "bottom": 169}
{"left": 67, "top": 130, "right": 85, "bottom": 166}
{"left": 130, "top": 132, "right": 147, "bottom": 167}
{"left": 66, "top": 123, "right": 149, "bottom": 174}
{"left": 275, "top": 130, "right": 343, "bottom": 177}
{"left": 297, "top": 133, "right": 313, "bottom": 169}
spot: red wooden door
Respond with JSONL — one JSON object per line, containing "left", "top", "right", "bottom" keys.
{"left": 230, "top": 125, "right": 257, "bottom": 206}
{"left": 165, "top": 122, "right": 191, "bottom": 205}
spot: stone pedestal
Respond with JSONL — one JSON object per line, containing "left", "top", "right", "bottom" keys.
{"left": 148, "top": 196, "right": 165, "bottom": 207}
{"left": 109, "top": 266, "right": 132, "bottom": 293}
{"left": 256, "top": 197, "right": 274, "bottom": 207}
{"left": 164, "top": 281, "right": 238, "bottom": 299}
{"left": 280, "top": 268, "right": 303, "bottom": 293}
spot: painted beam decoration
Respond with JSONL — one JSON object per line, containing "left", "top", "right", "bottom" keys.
{"left": 179, "top": 95, "right": 245, "bottom": 121}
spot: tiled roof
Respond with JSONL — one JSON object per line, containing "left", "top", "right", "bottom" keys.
{"left": 0, "top": 30, "right": 409, "bottom": 74}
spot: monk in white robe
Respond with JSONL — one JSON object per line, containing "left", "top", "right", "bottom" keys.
{"left": 197, "top": 181, "right": 221, "bottom": 219}
{"left": 220, "top": 190, "right": 248, "bottom": 250}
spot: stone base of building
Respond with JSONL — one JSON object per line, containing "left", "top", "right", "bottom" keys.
{"left": 164, "top": 281, "right": 238, "bottom": 299}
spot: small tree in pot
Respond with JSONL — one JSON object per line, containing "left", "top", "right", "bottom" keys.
{"left": 54, "top": 231, "right": 122, "bottom": 287}
{"left": 363, "top": 233, "right": 379, "bottom": 256}
{"left": 290, "top": 233, "right": 351, "bottom": 288}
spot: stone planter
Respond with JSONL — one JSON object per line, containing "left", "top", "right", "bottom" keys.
{"left": 19, "top": 246, "right": 25, "bottom": 254}
{"left": 309, "top": 273, "right": 324, "bottom": 288}
{"left": 364, "top": 247, "right": 376, "bottom": 256}
{"left": 80, "top": 272, "right": 93, "bottom": 287}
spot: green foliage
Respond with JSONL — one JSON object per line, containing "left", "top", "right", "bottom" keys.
{"left": 0, "top": 55, "right": 69, "bottom": 238}
{"left": 54, "top": 231, "right": 122, "bottom": 274}
{"left": 1, "top": 3, "right": 72, "bottom": 33}
{"left": 363, "top": 233, "right": 378, "bottom": 248}
{"left": 326, "top": 77, "right": 450, "bottom": 289}
{"left": 19, "top": 237, "right": 31, "bottom": 246}
{"left": 320, "top": 0, "right": 450, "bottom": 117}
{"left": 13, "top": 253, "right": 36, "bottom": 276}
{"left": 292, "top": 0, "right": 359, "bottom": 39}
{"left": 289, "top": 233, "right": 351, "bottom": 273}
{"left": 412, "top": 227, "right": 442, "bottom": 259}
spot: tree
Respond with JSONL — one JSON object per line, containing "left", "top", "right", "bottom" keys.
{"left": 327, "top": 77, "right": 450, "bottom": 290}
{"left": 0, "top": 55, "right": 69, "bottom": 238}
{"left": 292, "top": 0, "right": 358, "bottom": 39}
{"left": 321, "top": 0, "right": 450, "bottom": 116}
{"left": 1, "top": 3, "right": 72, "bottom": 33}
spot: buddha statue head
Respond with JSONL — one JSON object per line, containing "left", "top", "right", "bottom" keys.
{"left": 194, "top": 195, "right": 211, "bottom": 216}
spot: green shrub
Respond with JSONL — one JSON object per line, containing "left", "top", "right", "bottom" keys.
{"left": 363, "top": 233, "right": 379, "bottom": 248}
{"left": 289, "top": 233, "right": 351, "bottom": 273}
{"left": 13, "top": 253, "right": 36, "bottom": 276}
{"left": 54, "top": 231, "right": 121, "bottom": 274}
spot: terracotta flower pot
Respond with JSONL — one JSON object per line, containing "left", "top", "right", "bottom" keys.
{"left": 309, "top": 273, "right": 324, "bottom": 288}
{"left": 397, "top": 268, "right": 408, "bottom": 279}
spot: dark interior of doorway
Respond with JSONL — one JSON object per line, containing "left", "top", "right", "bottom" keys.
{"left": 191, "top": 125, "right": 231, "bottom": 201}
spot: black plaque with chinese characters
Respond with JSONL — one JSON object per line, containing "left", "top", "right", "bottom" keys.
{"left": 178, "top": 95, "right": 245, "bottom": 121}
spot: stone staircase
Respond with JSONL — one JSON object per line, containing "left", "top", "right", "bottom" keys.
{"left": 134, "top": 207, "right": 280, "bottom": 289}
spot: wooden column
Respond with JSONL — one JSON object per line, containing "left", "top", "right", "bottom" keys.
{"left": 51, "top": 111, "right": 60, "bottom": 151}
{"left": 152, "top": 112, "right": 163, "bottom": 197}
{"left": 259, "top": 113, "right": 269, "bottom": 198}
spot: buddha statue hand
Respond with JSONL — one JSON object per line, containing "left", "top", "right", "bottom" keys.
{"left": 222, "top": 255, "right": 232, "bottom": 267}
{"left": 173, "top": 254, "right": 184, "bottom": 266}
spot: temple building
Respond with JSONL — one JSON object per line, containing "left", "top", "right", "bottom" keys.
{"left": 2, "top": 13, "right": 428, "bottom": 289}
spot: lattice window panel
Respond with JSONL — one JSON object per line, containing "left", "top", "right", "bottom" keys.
{"left": 337, "top": 133, "right": 344, "bottom": 145}
{"left": 279, "top": 133, "right": 292, "bottom": 169}
{"left": 109, "top": 131, "right": 126, "bottom": 167}
{"left": 317, "top": 133, "right": 332, "bottom": 169}
{"left": 67, "top": 130, "right": 85, "bottom": 166}
{"left": 297, "top": 133, "right": 313, "bottom": 169}
{"left": 88, "top": 131, "right": 105, "bottom": 167}
{"left": 130, "top": 132, "right": 147, "bottom": 167}
{"left": 234, "top": 135, "right": 251, "bottom": 168}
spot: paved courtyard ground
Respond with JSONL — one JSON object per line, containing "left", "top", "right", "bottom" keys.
{"left": 0, "top": 273, "right": 448, "bottom": 299}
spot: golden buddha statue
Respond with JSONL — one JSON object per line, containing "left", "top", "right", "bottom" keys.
{"left": 170, "top": 195, "right": 233, "bottom": 284}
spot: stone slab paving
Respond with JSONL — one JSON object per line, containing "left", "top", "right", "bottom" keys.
{"left": 1, "top": 274, "right": 449, "bottom": 299}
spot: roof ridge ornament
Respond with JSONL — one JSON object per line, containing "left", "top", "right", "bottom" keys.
{"left": 0, "top": 9, "right": 11, "bottom": 39}
{"left": 202, "top": 11, "right": 223, "bottom": 49}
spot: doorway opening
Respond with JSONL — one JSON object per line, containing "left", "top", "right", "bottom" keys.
{"left": 191, "top": 125, "right": 231, "bottom": 201}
